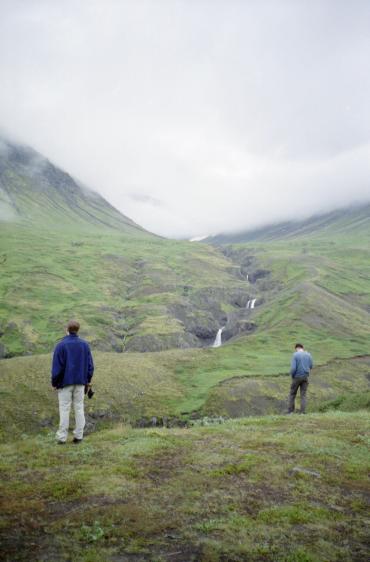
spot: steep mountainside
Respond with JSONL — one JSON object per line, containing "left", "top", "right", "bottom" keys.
{"left": 0, "top": 137, "right": 147, "bottom": 233}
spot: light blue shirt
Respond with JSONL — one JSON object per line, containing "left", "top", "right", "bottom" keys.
{"left": 290, "top": 350, "right": 313, "bottom": 378}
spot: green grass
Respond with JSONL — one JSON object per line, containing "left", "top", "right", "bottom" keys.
{"left": 0, "top": 351, "right": 369, "bottom": 441}
{"left": 0, "top": 411, "right": 369, "bottom": 561}
{"left": 2, "top": 203, "right": 370, "bottom": 363}
{"left": 2, "top": 139, "right": 370, "bottom": 561}
{"left": 318, "top": 390, "right": 370, "bottom": 413}
{"left": 0, "top": 223, "right": 247, "bottom": 355}
{"left": 2, "top": 216, "right": 370, "bottom": 434}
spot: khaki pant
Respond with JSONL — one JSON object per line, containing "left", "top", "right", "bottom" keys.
{"left": 56, "top": 385, "right": 85, "bottom": 442}
{"left": 288, "top": 376, "right": 309, "bottom": 413}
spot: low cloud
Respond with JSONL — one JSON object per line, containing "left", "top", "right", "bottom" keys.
{"left": 128, "top": 193, "right": 164, "bottom": 208}
{"left": 0, "top": 1, "right": 369, "bottom": 237}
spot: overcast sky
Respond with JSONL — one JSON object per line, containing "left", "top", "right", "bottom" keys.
{"left": 1, "top": 0, "right": 370, "bottom": 238}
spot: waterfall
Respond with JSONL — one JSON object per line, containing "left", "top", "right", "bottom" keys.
{"left": 212, "top": 327, "right": 224, "bottom": 348}
{"left": 246, "top": 298, "right": 257, "bottom": 309}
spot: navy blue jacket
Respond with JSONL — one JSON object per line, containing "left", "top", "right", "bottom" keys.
{"left": 290, "top": 350, "right": 313, "bottom": 378}
{"left": 51, "top": 334, "right": 94, "bottom": 388}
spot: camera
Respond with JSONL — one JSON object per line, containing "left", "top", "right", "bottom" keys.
{"left": 85, "top": 385, "right": 95, "bottom": 399}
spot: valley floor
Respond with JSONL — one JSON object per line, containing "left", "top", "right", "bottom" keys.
{"left": 1, "top": 411, "right": 369, "bottom": 562}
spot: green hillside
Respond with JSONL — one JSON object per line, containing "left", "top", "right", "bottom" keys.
{"left": 1, "top": 138, "right": 370, "bottom": 421}
{"left": 0, "top": 138, "right": 251, "bottom": 356}
{"left": 1, "top": 350, "right": 369, "bottom": 440}
{"left": 1, "top": 140, "right": 369, "bottom": 561}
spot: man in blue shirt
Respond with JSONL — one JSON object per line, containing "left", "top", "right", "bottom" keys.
{"left": 51, "top": 320, "right": 94, "bottom": 444}
{"left": 288, "top": 343, "right": 313, "bottom": 414}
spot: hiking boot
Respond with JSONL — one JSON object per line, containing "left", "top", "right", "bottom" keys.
{"left": 73, "top": 438, "right": 83, "bottom": 444}
{"left": 57, "top": 440, "right": 66, "bottom": 445}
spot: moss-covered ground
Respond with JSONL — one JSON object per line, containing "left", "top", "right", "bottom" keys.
{"left": 1, "top": 411, "right": 369, "bottom": 561}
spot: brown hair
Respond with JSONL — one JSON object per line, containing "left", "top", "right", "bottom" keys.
{"left": 67, "top": 320, "right": 80, "bottom": 334}
{"left": 295, "top": 343, "right": 304, "bottom": 350}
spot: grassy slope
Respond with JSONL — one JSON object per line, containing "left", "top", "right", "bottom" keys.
{"left": 1, "top": 412, "right": 369, "bottom": 561}
{"left": 1, "top": 351, "right": 369, "bottom": 439}
{"left": 0, "top": 223, "right": 245, "bottom": 354}
{"left": 171, "top": 221, "right": 370, "bottom": 416}
{"left": 1, "top": 211, "right": 370, "bottom": 427}
{"left": 1, "top": 138, "right": 249, "bottom": 355}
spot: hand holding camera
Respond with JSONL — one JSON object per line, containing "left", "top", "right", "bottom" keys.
{"left": 85, "top": 384, "right": 95, "bottom": 399}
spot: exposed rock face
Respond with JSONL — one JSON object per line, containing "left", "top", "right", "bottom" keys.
{"left": 91, "top": 336, "right": 125, "bottom": 353}
{"left": 168, "top": 287, "right": 257, "bottom": 347}
{"left": 231, "top": 294, "right": 251, "bottom": 308}
{"left": 222, "top": 320, "right": 256, "bottom": 341}
{"left": 168, "top": 302, "right": 222, "bottom": 344}
{"left": 220, "top": 247, "right": 272, "bottom": 283}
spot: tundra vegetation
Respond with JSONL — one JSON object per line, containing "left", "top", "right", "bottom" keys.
{"left": 0, "top": 141, "right": 369, "bottom": 560}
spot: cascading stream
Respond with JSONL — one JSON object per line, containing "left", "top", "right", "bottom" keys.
{"left": 212, "top": 327, "right": 225, "bottom": 348}
{"left": 246, "top": 298, "right": 257, "bottom": 309}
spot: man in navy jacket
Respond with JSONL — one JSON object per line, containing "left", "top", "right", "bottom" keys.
{"left": 288, "top": 343, "right": 313, "bottom": 414}
{"left": 51, "top": 320, "right": 94, "bottom": 443}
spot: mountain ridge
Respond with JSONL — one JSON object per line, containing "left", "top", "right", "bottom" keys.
{"left": 205, "top": 203, "right": 370, "bottom": 244}
{"left": 0, "top": 136, "right": 151, "bottom": 235}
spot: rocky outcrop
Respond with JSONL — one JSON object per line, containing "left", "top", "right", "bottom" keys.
{"left": 168, "top": 287, "right": 257, "bottom": 347}
{"left": 219, "top": 247, "right": 271, "bottom": 284}
{"left": 168, "top": 303, "right": 222, "bottom": 344}
{"left": 90, "top": 335, "right": 125, "bottom": 353}
{"left": 222, "top": 320, "right": 257, "bottom": 341}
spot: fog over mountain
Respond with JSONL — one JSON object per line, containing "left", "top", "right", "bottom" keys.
{"left": 1, "top": 0, "right": 370, "bottom": 238}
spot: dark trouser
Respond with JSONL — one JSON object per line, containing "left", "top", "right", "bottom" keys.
{"left": 288, "top": 376, "right": 309, "bottom": 413}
